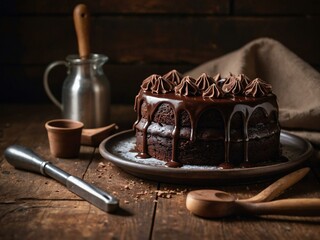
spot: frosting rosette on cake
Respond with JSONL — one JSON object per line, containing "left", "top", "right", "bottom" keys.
{"left": 141, "top": 74, "right": 174, "bottom": 94}
{"left": 196, "top": 73, "right": 215, "bottom": 92}
{"left": 202, "top": 83, "right": 225, "bottom": 99}
{"left": 213, "top": 73, "right": 222, "bottom": 82}
{"left": 141, "top": 74, "right": 161, "bottom": 91}
{"left": 244, "top": 78, "right": 272, "bottom": 97}
{"left": 151, "top": 76, "right": 174, "bottom": 94}
{"left": 163, "top": 69, "right": 183, "bottom": 86}
{"left": 222, "top": 73, "right": 243, "bottom": 95}
{"left": 213, "top": 73, "right": 226, "bottom": 87}
{"left": 222, "top": 73, "right": 252, "bottom": 95}
{"left": 237, "top": 73, "right": 251, "bottom": 88}
{"left": 174, "top": 76, "right": 199, "bottom": 96}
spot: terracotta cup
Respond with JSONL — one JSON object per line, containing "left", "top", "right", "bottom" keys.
{"left": 45, "top": 119, "right": 84, "bottom": 158}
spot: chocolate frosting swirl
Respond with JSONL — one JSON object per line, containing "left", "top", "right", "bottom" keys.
{"left": 141, "top": 71, "right": 272, "bottom": 98}
{"left": 244, "top": 78, "right": 272, "bottom": 97}
{"left": 222, "top": 73, "right": 243, "bottom": 95}
{"left": 196, "top": 73, "right": 215, "bottom": 92}
{"left": 213, "top": 73, "right": 222, "bottom": 82}
{"left": 141, "top": 74, "right": 161, "bottom": 91}
{"left": 202, "top": 83, "right": 224, "bottom": 99}
{"left": 237, "top": 73, "right": 251, "bottom": 87}
{"left": 151, "top": 76, "right": 174, "bottom": 94}
{"left": 163, "top": 69, "right": 183, "bottom": 86}
{"left": 175, "top": 76, "right": 199, "bottom": 96}
{"left": 213, "top": 73, "right": 226, "bottom": 87}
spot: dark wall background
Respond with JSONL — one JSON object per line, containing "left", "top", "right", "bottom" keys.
{"left": 1, "top": 0, "right": 320, "bottom": 105}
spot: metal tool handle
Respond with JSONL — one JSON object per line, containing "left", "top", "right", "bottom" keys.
{"left": 67, "top": 176, "right": 119, "bottom": 213}
{"left": 4, "top": 145, "right": 119, "bottom": 213}
{"left": 4, "top": 145, "right": 52, "bottom": 175}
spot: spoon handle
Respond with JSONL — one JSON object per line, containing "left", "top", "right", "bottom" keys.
{"left": 243, "top": 167, "right": 310, "bottom": 203}
{"left": 73, "top": 4, "right": 90, "bottom": 58}
{"left": 239, "top": 198, "right": 320, "bottom": 216}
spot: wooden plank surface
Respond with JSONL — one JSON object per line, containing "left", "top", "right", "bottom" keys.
{"left": 5, "top": 0, "right": 320, "bottom": 15}
{"left": 1, "top": 104, "right": 320, "bottom": 240}
{"left": 234, "top": 0, "right": 320, "bottom": 15}
{"left": 2, "top": 1, "right": 320, "bottom": 237}
{"left": 0, "top": 104, "right": 157, "bottom": 239}
{"left": 0, "top": 64, "right": 193, "bottom": 104}
{"left": 1, "top": 15, "right": 320, "bottom": 104}
{"left": 1, "top": 1, "right": 320, "bottom": 105}
{"left": 1, "top": 16, "right": 319, "bottom": 65}
{"left": 2, "top": 0, "right": 229, "bottom": 15}
{"left": 152, "top": 150, "right": 320, "bottom": 239}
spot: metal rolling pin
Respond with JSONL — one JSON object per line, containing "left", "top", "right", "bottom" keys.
{"left": 4, "top": 145, "right": 119, "bottom": 213}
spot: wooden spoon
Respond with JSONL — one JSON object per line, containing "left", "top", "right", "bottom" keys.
{"left": 73, "top": 4, "right": 91, "bottom": 58}
{"left": 186, "top": 189, "right": 320, "bottom": 218}
{"left": 186, "top": 167, "right": 312, "bottom": 218}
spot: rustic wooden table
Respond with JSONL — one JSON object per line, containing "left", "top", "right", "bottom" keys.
{"left": 1, "top": 104, "right": 320, "bottom": 240}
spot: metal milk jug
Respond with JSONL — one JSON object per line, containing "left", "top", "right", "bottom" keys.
{"left": 43, "top": 54, "right": 110, "bottom": 128}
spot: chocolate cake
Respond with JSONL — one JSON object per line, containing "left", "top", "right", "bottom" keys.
{"left": 134, "top": 70, "right": 281, "bottom": 168}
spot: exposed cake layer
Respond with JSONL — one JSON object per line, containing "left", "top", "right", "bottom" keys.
{"left": 136, "top": 130, "right": 280, "bottom": 166}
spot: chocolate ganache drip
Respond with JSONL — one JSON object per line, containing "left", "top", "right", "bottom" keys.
{"left": 196, "top": 73, "right": 215, "bottom": 92}
{"left": 245, "top": 78, "right": 272, "bottom": 97}
{"left": 202, "top": 83, "right": 225, "bottom": 99}
{"left": 175, "top": 76, "right": 199, "bottom": 96}
{"left": 163, "top": 69, "right": 183, "bottom": 86}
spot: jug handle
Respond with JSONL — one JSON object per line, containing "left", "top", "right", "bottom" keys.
{"left": 43, "top": 61, "right": 68, "bottom": 109}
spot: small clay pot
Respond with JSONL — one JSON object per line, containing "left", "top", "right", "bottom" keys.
{"left": 45, "top": 119, "right": 84, "bottom": 158}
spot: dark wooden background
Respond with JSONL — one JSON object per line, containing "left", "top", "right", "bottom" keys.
{"left": 1, "top": 0, "right": 320, "bottom": 105}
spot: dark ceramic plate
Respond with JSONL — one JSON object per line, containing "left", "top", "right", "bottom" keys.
{"left": 99, "top": 130, "right": 313, "bottom": 184}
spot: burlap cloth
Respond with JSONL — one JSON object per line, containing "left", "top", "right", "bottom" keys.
{"left": 186, "top": 38, "right": 320, "bottom": 147}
